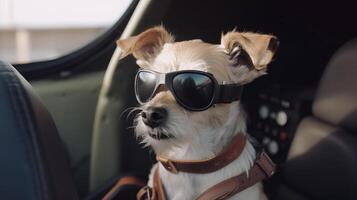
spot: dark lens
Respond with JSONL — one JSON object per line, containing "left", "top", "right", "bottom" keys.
{"left": 172, "top": 73, "right": 214, "bottom": 110}
{"left": 135, "top": 71, "right": 157, "bottom": 103}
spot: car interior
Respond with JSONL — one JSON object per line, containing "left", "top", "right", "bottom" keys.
{"left": 0, "top": 0, "right": 357, "bottom": 199}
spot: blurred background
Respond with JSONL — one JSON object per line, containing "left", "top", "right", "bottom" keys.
{"left": 1, "top": 1, "right": 357, "bottom": 199}
{"left": 0, "top": 0, "right": 132, "bottom": 64}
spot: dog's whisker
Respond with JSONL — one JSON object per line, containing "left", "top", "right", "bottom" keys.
{"left": 126, "top": 107, "right": 143, "bottom": 120}
{"left": 120, "top": 106, "right": 139, "bottom": 119}
{"left": 127, "top": 109, "right": 142, "bottom": 121}
{"left": 120, "top": 106, "right": 135, "bottom": 116}
{"left": 126, "top": 125, "right": 137, "bottom": 129}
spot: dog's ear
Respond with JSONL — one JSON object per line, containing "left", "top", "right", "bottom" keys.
{"left": 221, "top": 31, "right": 279, "bottom": 84}
{"left": 116, "top": 26, "right": 174, "bottom": 67}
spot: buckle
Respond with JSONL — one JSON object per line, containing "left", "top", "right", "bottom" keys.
{"left": 157, "top": 156, "right": 178, "bottom": 174}
{"left": 256, "top": 152, "right": 276, "bottom": 177}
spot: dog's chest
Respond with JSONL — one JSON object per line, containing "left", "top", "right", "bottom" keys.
{"left": 147, "top": 164, "right": 206, "bottom": 199}
{"left": 158, "top": 167, "right": 266, "bottom": 200}
{"left": 161, "top": 168, "right": 197, "bottom": 199}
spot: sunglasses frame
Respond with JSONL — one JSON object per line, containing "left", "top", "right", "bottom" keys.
{"left": 134, "top": 69, "right": 243, "bottom": 111}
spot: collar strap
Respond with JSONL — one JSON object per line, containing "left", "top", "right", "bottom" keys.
{"left": 157, "top": 134, "right": 246, "bottom": 174}
{"left": 217, "top": 84, "right": 243, "bottom": 103}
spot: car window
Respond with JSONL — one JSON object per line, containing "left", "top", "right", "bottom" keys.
{"left": 0, "top": 0, "right": 133, "bottom": 64}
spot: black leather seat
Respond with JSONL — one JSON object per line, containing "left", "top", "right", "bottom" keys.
{"left": 275, "top": 39, "right": 357, "bottom": 200}
{"left": 0, "top": 61, "right": 78, "bottom": 200}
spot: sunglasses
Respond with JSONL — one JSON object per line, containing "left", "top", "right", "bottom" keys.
{"left": 134, "top": 69, "right": 243, "bottom": 111}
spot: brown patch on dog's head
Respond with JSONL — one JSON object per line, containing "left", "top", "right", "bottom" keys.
{"left": 221, "top": 30, "right": 279, "bottom": 84}
{"left": 116, "top": 26, "right": 174, "bottom": 67}
{"left": 221, "top": 31, "right": 279, "bottom": 70}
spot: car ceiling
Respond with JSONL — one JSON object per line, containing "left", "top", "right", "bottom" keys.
{"left": 158, "top": 0, "right": 357, "bottom": 88}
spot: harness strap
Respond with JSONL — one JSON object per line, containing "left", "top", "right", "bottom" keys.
{"left": 102, "top": 176, "right": 146, "bottom": 200}
{"left": 195, "top": 152, "right": 275, "bottom": 200}
{"left": 137, "top": 167, "right": 166, "bottom": 200}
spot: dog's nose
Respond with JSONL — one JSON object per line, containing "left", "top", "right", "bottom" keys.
{"left": 141, "top": 107, "right": 167, "bottom": 128}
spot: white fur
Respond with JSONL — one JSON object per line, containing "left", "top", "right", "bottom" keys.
{"left": 133, "top": 40, "right": 268, "bottom": 200}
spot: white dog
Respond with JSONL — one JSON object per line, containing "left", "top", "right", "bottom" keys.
{"left": 117, "top": 26, "right": 278, "bottom": 200}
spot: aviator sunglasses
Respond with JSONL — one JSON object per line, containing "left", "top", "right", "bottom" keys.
{"left": 134, "top": 69, "right": 243, "bottom": 111}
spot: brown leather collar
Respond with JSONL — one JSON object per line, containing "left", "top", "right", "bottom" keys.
{"left": 137, "top": 152, "right": 275, "bottom": 200}
{"left": 156, "top": 134, "right": 246, "bottom": 174}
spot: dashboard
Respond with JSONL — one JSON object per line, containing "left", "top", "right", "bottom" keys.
{"left": 245, "top": 87, "right": 314, "bottom": 164}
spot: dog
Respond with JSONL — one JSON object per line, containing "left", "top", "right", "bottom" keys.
{"left": 117, "top": 26, "right": 278, "bottom": 200}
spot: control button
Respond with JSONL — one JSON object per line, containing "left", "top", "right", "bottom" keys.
{"left": 262, "top": 137, "right": 270, "bottom": 145}
{"left": 279, "top": 131, "right": 288, "bottom": 141}
{"left": 268, "top": 141, "right": 279, "bottom": 155}
{"left": 281, "top": 100, "right": 291, "bottom": 108}
{"left": 259, "top": 105, "right": 269, "bottom": 119}
{"left": 276, "top": 111, "right": 288, "bottom": 126}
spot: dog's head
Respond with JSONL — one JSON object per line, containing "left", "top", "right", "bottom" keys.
{"left": 117, "top": 26, "right": 278, "bottom": 155}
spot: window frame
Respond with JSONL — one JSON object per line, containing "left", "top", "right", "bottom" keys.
{"left": 13, "top": 0, "right": 139, "bottom": 80}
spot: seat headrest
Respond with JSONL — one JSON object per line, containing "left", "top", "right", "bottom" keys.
{"left": 313, "top": 39, "right": 357, "bottom": 132}
{"left": 0, "top": 61, "right": 77, "bottom": 200}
